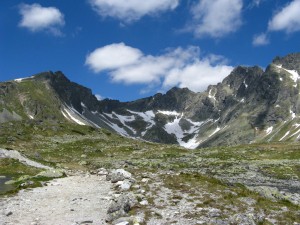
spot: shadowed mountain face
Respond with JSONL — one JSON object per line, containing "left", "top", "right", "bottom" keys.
{"left": 1, "top": 53, "right": 300, "bottom": 148}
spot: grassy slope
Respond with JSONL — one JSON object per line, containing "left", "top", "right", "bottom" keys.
{"left": 0, "top": 79, "right": 64, "bottom": 121}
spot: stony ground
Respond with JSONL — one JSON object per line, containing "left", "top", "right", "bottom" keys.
{"left": 130, "top": 170, "right": 300, "bottom": 225}
{"left": 0, "top": 174, "right": 112, "bottom": 225}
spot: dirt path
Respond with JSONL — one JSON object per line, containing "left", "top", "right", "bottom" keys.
{"left": 0, "top": 174, "right": 112, "bottom": 225}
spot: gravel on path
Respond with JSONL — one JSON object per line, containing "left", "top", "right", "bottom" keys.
{"left": 0, "top": 174, "right": 112, "bottom": 225}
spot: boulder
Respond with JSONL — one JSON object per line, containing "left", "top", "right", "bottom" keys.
{"left": 97, "top": 168, "right": 108, "bottom": 176}
{"left": 119, "top": 180, "right": 132, "bottom": 191}
{"left": 107, "top": 169, "right": 132, "bottom": 183}
{"left": 139, "top": 200, "right": 148, "bottom": 206}
{"left": 106, "top": 193, "right": 137, "bottom": 222}
{"left": 36, "top": 169, "right": 65, "bottom": 178}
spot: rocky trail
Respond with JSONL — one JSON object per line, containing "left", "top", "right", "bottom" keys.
{"left": 0, "top": 150, "right": 143, "bottom": 225}
{"left": 0, "top": 173, "right": 112, "bottom": 225}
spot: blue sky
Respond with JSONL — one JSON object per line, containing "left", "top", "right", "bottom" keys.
{"left": 1, "top": 0, "right": 300, "bottom": 101}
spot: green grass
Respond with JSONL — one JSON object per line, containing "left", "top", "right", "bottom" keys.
{"left": 161, "top": 172, "right": 300, "bottom": 223}
{"left": 0, "top": 158, "right": 43, "bottom": 177}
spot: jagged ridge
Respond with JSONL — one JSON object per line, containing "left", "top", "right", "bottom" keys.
{"left": 1, "top": 53, "right": 300, "bottom": 148}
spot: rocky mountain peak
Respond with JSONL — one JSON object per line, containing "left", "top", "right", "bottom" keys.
{"left": 222, "top": 66, "right": 263, "bottom": 90}
{"left": 272, "top": 53, "right": 300, "bottom": 71}
{"left": 30, "top": 71, "right": 70, "bottom": 83}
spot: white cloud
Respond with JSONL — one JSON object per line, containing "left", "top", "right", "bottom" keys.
{"left": 162, "top": 57, "right": 233, "bottom": 91}
{"left": 268, "top": 0, "right": 300, "bottom": 33}
{"left": 19, "top": 3, "right": 65, "bottom": 35}
{"left": 85, "top": 43, "right": 143, "bottom": 72}
{"left": 187, "top": 0, "right": 243, "bottom": 38}
{"left": 252, "top": 33, "right": 269, "bottom": 46}
{"left": 86, "top": 43, "right": 233, "bottom": 93}
{"left": 89, "top": 0, "right": 179, "bottom": 22}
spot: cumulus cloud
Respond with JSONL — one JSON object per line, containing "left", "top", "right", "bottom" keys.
{"left": 85, "top": 43, "right": 233, "bottom": 93}
{"left": 89, "top": 0, "right": 179, "bottom": 22}
{"left": 19, "top": 3, "right": 65, "bottom": 35}
{"left": 252, "top": 33, "right": 269, "bottom": 46}
{"left": 85, "top": 43, "right": 143, "bottom": 72}
{"left": 268, "top": 0, "right": 300, "bottom": 33}
{"left": 187, "top": 0, "right": 243, "bottom": 38}
{"left": 254, "top": 0, "right": 300, "bottom": 46}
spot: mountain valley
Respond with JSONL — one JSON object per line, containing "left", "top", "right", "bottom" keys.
{"left": 0, "top": 53, "right": 300, "bottom": 224}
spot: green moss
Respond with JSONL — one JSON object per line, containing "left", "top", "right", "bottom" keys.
{"left": 0, "top": 158, "right": 42, "bottom": 177}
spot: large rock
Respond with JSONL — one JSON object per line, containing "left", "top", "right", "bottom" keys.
{"left": 106, "top": 193, "right": 138, "bottom": 222}
{"left": 229, "top": 214, "right": 256, "bottom": 225}
{"left": 119, "top": 180, "right": 132, "bottom": 191}
{"left": 36, "top": 169, "right": 65, "bottom": 178}
{"left": 107, "top": 169, "right": 132, "bottom": 183}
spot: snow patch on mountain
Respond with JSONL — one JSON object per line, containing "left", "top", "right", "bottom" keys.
{"left": 127, "top": 110, "right": 155, "bottom": 136}
{"left": 164, "top": 116, "right": 207, "bottom": 149}
{"left": 114, "top": 113, "right": 135, "bottom": 122}
{"left": 293, "top": 123, "right": 300, "bottom": 128}
{"left": 104, "top": 120, "right": 128, "bottom": 136}
{"left": 62, "top": 107, "right": 86, "bottom": 126}
{"left": 209, "top": 127, "right": 221, "bottom": 137}
{"left": 265, "top": 126, "right": 273, "bottom": 135}
{"left": 157, "top": 110, "right": 181, "bottom": 116}
{"left": 164, "top": 116, "right": 183, "bottom": 137}
{"left": 112, "top": 112, "right": 136, "bottom": 134}
{"left": 14, "top": 76, "right": 34, "bottom": 83}
{"left": 279, "top": 131, "right": 290, "bottom": 141}
{"left": 181, "top": 135, "right": 200, "bottom": 149}
{"left": 290, "top": 109, "right": 296, "bottom": 119}
{"left": 185, "top": 119, "right": 205, "bottom": 133}
{"left": 275, "top": 64, "right": 300, "bottom": 87}
{"left": 243, "top": 80, "right": 248, "bottom": 88}
{"left": 103, "top": 113, "right": 114, "bottom": 119}
{"left": 289, "top": 128, "right": 300, "bottom": 139}
{"left": 106, "top": 122, "right": 128, "bottom": 136}
{"left": 286, "top": 69, "right": 300, "bottom": 84}
{"left": 61, "top": 105, "right": 101, "bottom": 128}
{"left": 208, "top": 89, "right": 216, "bottom": 101}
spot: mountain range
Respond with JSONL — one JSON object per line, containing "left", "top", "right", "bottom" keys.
{"left": 1, "top": 53, "right": 300, "bottom": 149}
